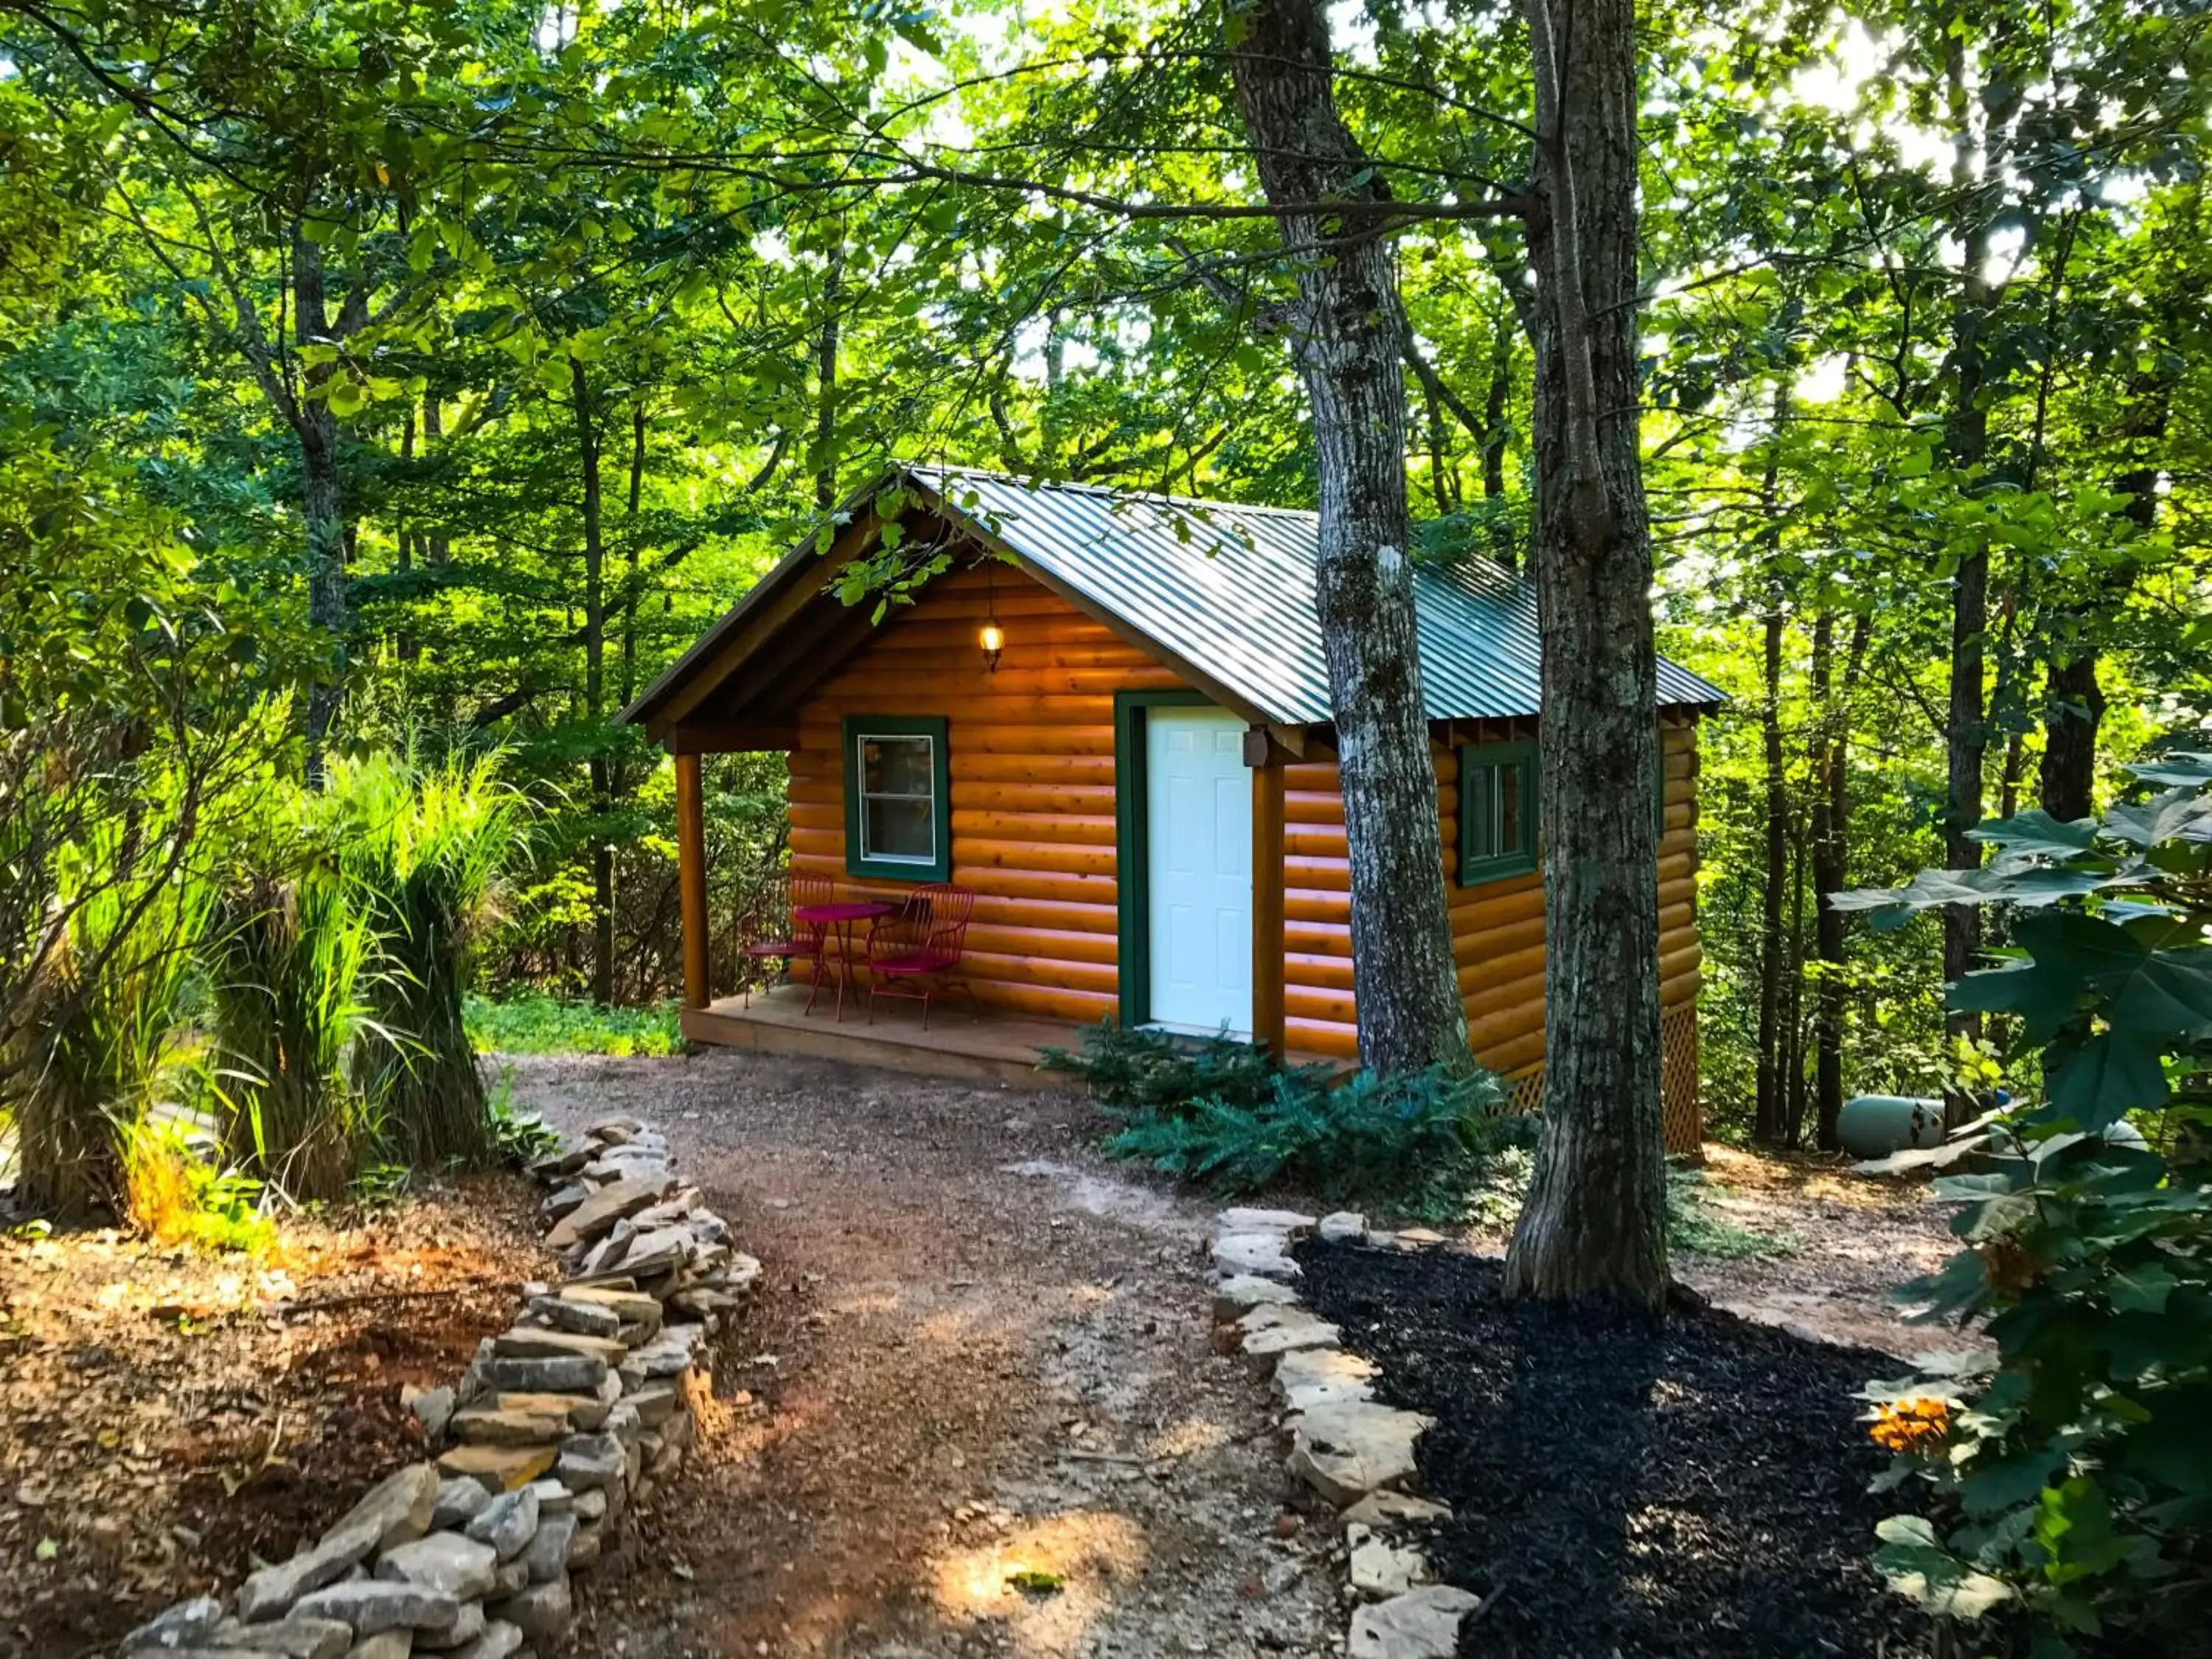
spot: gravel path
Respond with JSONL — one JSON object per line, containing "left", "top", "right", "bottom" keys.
{"left": 504, "top": 1049, "right": 1338, "bottom": 1659}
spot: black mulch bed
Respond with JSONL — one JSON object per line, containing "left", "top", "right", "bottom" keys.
{"left": 1295, "top": 1238, "right": 1937, "bottom": 1659}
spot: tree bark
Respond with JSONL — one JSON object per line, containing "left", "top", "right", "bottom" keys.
{"left": 1809, "top": 609, "right": 1866, "bottom": 1151}
{"left": 1754, "top": 601, "right": 1788, "bottom": 1146}
{"left": 815, "top": 237, "right": 844, "bottom": 511}
{"left": 572, "top": 358, "right": 616, "bottom": 1008}
{"left": 292, "top": 232, "right": 351, "bottom": 779}
{"left": 1500, "top": 0, "right": 1668, "bottom": 1310}
{"left": 1479, "top": 308, "right": 1515, "bottom": 567}
{"left": 1226, "top": 0, "right": 1468, "bottom": 1077}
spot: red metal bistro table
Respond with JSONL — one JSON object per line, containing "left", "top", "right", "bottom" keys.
{"left": 791, "top": 899, "right": 895, "bottom": 1022}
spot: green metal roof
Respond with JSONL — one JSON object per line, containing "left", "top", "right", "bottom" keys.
{"left": 910, "top": 467, "right": 1725, "bottom": 725}
{"left": 622, "top": 466, "right": 1725, "bottom": 732}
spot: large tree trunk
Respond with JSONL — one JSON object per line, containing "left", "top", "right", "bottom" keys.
{"left": 1226, "top": 0, "right": 1467, "bottom": 1076}
{"left": 574, "top": 360, "right": 616, "bottom": 1008}
{"left": 1500, "top": 0, "right": 1668, "bottom": 1310}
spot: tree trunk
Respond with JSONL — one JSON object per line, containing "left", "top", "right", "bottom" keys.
{"left": 1479, "top": 308, "right": 1515, "bottom": 568}
{"left": 1754, "top": 603, "right": 1788, "bottom": 1146}
{"left": 1226, "top": 0, "right": 1468, "bottom": 1077}
{"left": 292, "top": 233, "right": 350, "bottom": 779}
{"left": 815, "top": 237, "right": 844, "bottom": 511}
{"left": 2041, "top": 386, "right": 2157, "bottom": 821}
{"left": 573, "top": 359, "right": 616, "bottom": 1008}
{"left": 1940, "top": 36, "right": 2000, "bottom": 1054}
{"left": 1808, "top": 609, "right": 1865, "bottom": 1151}
{"left": 1500, "top": 0, "right": 1668, "bottom": 1310}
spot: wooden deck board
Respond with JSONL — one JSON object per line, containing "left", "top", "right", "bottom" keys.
{"left": 681, "top": 985, "right": 1086, "bottom": 1086}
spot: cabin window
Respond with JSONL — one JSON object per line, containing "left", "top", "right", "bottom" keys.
{"left": 841, "top": 715, "right": 951, "bottom": 883}
{"left": 1458, "top": 739, "right": 1538, "bottom": 886}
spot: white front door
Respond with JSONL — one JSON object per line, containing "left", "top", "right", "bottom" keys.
{"left": 1146, "top": 706, "right": 1253, "bottom": 1036}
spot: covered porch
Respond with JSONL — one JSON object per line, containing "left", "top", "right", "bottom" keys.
{"left": 678, "top": 981, "right": 1091, "bottom": 1087}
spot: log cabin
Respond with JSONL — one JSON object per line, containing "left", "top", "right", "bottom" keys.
{"left": 623, "top": 467, "right": 1722, "bottom": 1152}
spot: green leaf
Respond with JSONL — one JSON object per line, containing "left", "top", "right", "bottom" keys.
{"left": 2107, "top": 1262, "right": 2175, "bottom": 1314}
{"left": 2045, "top": 1032, "right": 2168, "bottom": 1127}
{"left": 1872, "top": 1515, "right": 2015, "bottom": 1618}
{"left": 1969, "top": 809, "right": 2098, "bottom": 860}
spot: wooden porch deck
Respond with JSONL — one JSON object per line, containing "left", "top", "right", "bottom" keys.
{"left": 680, "top": 983, "right": 1088, "bottom": 1087}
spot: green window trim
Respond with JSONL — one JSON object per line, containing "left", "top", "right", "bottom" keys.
{"left": 842, "top": 714, "right": 951, "bottom": 883}
{"left": 1458, "top": 738, "right": 1539, "bottom": 886}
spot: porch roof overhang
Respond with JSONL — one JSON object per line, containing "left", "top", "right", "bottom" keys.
{"left": 621, "top": 466, "right": 1726, "bottom": 750}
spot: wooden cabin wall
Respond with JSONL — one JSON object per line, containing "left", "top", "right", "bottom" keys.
{"left": 1279, "top": 717, "right": 1703, "bottom": 1089}
{"left": 785, "top": 563, "right": 1182, "bottom": 1023}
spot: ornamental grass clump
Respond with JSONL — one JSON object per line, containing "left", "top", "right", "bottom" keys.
{"left": 202, "top": 867, "right": 384, "bottom": 1203}
{"left": 330, "top": 748, "right": 527, "bottom": 1169}
{"left": 1840, "top": 752, "right": 2212, "bottom": 1655}
{"left": 7, "top": 807, "right": 209, "bottom": 1222}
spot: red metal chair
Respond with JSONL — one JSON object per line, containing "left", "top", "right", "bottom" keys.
{"left": 736, "top": 869, "right": 837, "bottom": 1009}
{"left": 864, "top": 883, "right": 977, "bottom": 1028}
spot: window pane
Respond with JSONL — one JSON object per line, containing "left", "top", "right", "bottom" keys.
{"left": 863, "top": 734, "right": 933, "bottom": 797}
{"left": 863, "top": 796, "right": 934, "bottom": 861}
{"left": 1467, "top": 766, "right": 1497, "bottom": 860}
{"left": 1498, "top": 761, "right": 1524, "bottom": 855}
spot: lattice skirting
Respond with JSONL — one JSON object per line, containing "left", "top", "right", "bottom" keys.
{"left": 1498, "top": 1001, "right": 1703, "bottom": 1158}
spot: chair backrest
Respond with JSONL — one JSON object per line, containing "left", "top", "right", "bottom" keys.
{"left": 739, "top": 866, "right": 790, "bottom": 947}
{"left": 914, "top": 882, "right": 975, "bottom": 961}
{"left": 789, "top": 869, "right": 838, "bottom": 917}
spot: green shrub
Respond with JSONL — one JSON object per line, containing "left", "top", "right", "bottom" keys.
{"left": 1099, "top": 1054, "right": 1526, "bottom": 1213}
{"left": 203, "top": 866, "right": 383, "bottom": 1203}
{"left": 462, "top": 992, "right": 682, "bottom": 1057}
{"left": 10, "top": 804, "right": 209, "bottom": 1221}
{"left": 333, "top": 748, "right": 529, "bottom": 1169}
{"left": 1039, "top": 1018, "right": 1315, "bottom": 1110}
{"left": 1840, "top": 753, "right": 2212, "bottom": 1655}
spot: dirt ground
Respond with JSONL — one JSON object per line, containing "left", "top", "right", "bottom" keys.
{"left": 0, "top": 1177, "right": 550, "bottom": 1659}
{"left": 509, "top": 1049, "right": 1340, "bottom": 1659}
{"left": 504, "top": 1049, "right": 1972, "bottom": 1658}
{"left": 0, "top": 1049, "right": 1969, "bottom": 1659}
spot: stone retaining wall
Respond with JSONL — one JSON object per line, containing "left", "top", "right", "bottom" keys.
{"left": 116, "top": 1113, "right": 753, "bottom": 1659}
{"left": 1210, "top": 1208, "right": 1478, "bottom": 1659}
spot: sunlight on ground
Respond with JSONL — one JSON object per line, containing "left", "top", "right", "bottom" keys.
{"left": 929, "top": 1509, "right": 1148, "bottom": 1656}
{"left": 1144, "top": 1415, "right": 1232, "bottom": 1460}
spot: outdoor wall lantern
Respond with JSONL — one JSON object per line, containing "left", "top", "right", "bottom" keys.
{"left": 979, "top": 561, "right": 1005, "bottom": 672}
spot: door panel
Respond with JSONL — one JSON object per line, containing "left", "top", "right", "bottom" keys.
{"left": 1146, "top": 708, "right": 1253, "bottom": 1034}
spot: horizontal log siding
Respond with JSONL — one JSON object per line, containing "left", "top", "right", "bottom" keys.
{"left": 785, "top": 564, "right": 1180, "bottom": 1024}
{"left": 1282, "top": 717, "right": 1703, "bottom": 1074}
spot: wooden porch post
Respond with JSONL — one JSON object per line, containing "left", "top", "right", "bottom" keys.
{"left": 1252, "top": 753, "right": 1287, "bottom": 1057}
{"left": 675, "top": 751, "right": 710, "bottom": 1009}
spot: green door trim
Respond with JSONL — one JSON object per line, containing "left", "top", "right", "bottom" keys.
{"left": 1113, "top": 689, "right": 1214, "bottom": 1028}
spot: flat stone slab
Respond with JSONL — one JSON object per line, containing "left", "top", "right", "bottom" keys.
{"left": 437, "top": 1443, "right": 558, "bottom": 1493}
{"left": 235, "top": 1517, "right": 381, "bottom": 1621}
{"left": 479, "top": 1354, "right": 608, "bottom": 1394}
{"left": 1348, "top": 1526, "right": 1432, "bottom": 1598}
{"left": 1219, "top": 1207, "right": 1317, "bottom": 1232}
{"left": 289, "top": 1580, "right": 460, "bottom": 1637}
{"left": 1318, "top": 1210, "right": 1368, "bottom": 1242}
{"left": 464, "top": 1486, "right": 540, "bottom": 1562}
{"left": 494, "top": 1388, "right": 610, "bottom": 1431}
{"left": 445, "top": 1619, "right": 524, "bottom": 1659}
{"left": 1347, "top": 1585, "right": 1480, "bottom": 1659}
{"left": 1212, "top": 1274, "right": 1303, "bottom": 1321}
{"left": 122, "top": 1599, "right": 223, "bottom": 1652}
{"left": 202, "top": 1616, "right": 353, "bottom": 1657}
{"left": 327, "top": 1464, "right": 439, "bottom": 1551}
{"left": 430, "top": 1476, "right": 491, "bottom": 1529}
{"left": 1236, "top": 1304, "right": 1341, "bottom": 1357}
{"left": 1341, "top": 1490, "right": 1453, "bottom": 1530}
{"left": 1211, "top": 1232, "right": 1301, "bottom": 1280}
{"left": 489, "top": 1326, "right": 629, "bottom": 1366}
{"left": 1273, "top": 1345, "right": 1380, "bottom": 1411}
{"left": 1288, "top": 1401, "right": 1433, "bottom": 1506}
{"left": 557, "top": 1284, "right": 661, "bottom": 1325}
{"left": 451, "top": 1405, "right": 568, "bottom": 1447}
{"left": 543, "top": 1178, "right": 664, "bottom": 1251}
{"left": 375, "top": 1531, "right": 498, "bottom": 1600}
